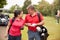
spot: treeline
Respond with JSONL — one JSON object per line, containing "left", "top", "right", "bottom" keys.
{"left": 9, "top": 0, "right": 60, "bottom": 16}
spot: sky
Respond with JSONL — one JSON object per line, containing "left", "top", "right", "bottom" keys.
{"left": 4, "top": 0, "right": 54, "bottom": 9}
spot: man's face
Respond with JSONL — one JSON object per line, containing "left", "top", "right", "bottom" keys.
{"left": 27, "top": 9, "right": 33, "bottom": 15}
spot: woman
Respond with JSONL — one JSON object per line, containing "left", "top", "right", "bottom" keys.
{"left": 5, "top": 10, "right": 25, "bottom": 40}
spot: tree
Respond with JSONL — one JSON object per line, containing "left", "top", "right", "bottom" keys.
{"left": 53, "top": 0, "right": 60, "bottom": 15}
{"left": 38, "top": 0, "right": 51, "bottom": 16}
{"left": 54, "top": 0, "right": 60, "bottom": 9}
{"left": 10, "top": 4, "right": 22, "bottom": 13}
{"left": 0, "top": 0, "right": 7, "bottom": 8}
{"left": 22, "top": 0, "right": 31, "bottom": 14}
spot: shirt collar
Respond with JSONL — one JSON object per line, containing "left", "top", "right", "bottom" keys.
{"left": 29, "top": 12, "right": 37, "bottom": 17}
{"left": 15, "top": 18, "right": 22, "bottom": 21}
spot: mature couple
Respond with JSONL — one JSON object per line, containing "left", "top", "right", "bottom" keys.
{"left": 5, "top": 5, "right": 44, "bottom": 40}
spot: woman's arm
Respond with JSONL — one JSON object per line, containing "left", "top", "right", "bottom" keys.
{"left": 6, "top": 21, "right": 11, "bottom": 34}
{"left": 5, "top": 21, "right": 11, "bottom": 37}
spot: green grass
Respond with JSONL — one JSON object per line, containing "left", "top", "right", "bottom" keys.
{"left": 9, "top": 14, "right": 60, "bottom": 40}
{"left": 44, "top": 16, "right": 60, "bottom": 40}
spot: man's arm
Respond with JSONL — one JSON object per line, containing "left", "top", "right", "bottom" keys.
{"left": 36, "top": 20, "right": 44, "bottom": 26}
{"left": 25, "top": 15, "right": 31, "bottom": 27}
{"left": 36, "top": 13, "right": 44, "bottom": 26}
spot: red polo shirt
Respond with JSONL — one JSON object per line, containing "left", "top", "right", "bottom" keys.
{"left": 9, "top": 18, "right": 25, "bottom": 36}
{"left": 25, "top": 13, "right": 44, "bottom": 32}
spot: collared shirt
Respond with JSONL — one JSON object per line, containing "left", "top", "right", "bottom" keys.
{"left": 25, "top": 13, "right": 44, "bottom": 32}
{"left": 9, "top": 18, "right": 25, "bottom": 36}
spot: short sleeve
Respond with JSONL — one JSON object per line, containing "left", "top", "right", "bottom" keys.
{"left": 9, "top": 19, "right": 12, "bottom": 24}
{"left": 25, "top": 15, "right": 28, "bottom": 23}
{"left": 40, "top": 13, "right": 44, "bottom": 21}
{"left": 23, "top": 20, "right": 25, "bottom": 25}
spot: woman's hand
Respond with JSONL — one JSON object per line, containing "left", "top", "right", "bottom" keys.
{"left": 4, "top": 33, "right": 8, "bottom": 38}
{"left": 5, "top": 21, "right": 10, "bottom": 38}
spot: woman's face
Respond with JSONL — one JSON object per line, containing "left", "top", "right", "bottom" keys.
{"left": 18, "top": 11, "right": 23, "bottom": 18}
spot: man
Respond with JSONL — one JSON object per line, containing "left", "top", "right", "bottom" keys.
{"left": 25, "top": 5, "right": 44, "bottom": 40}
{"left": 56, "top": 10, "right": 60, "bottom": 24}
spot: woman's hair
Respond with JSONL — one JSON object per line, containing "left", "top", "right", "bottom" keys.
{"left": 14, "top": 10, "right": 22, "bottom": 18}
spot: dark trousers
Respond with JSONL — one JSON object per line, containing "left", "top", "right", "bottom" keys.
{"left": 56, "top": 16, "right": 60, "bottom": 23}
{"left": 8, "top": 35, "right": 21, "bottom": 40}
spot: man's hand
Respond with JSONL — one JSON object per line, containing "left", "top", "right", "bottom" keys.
{"left": 31, "top": 23, "right": 37, "bottom": 27}
{"left": 25, "top": 23, "right": 37, "bottom": 27}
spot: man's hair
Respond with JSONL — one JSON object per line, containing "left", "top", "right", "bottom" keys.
{"left": 27, "top": 5, "right": 36, "bottom": 11}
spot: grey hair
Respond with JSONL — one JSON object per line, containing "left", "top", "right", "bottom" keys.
{"left": 26, "top": 5, "right": 36, "bottom": 11}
